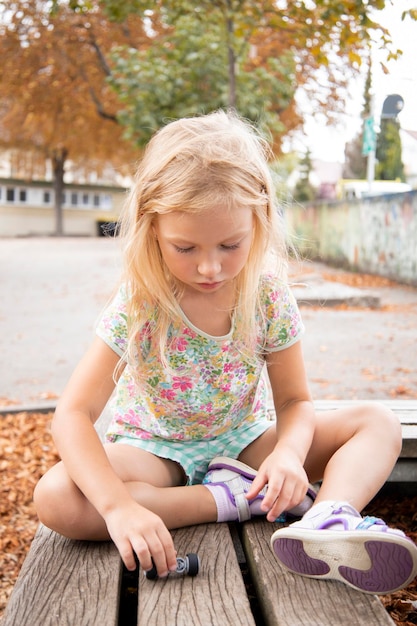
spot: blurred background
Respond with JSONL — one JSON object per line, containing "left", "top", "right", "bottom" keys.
{"left": 1, "top": 0, "right": 417, "bottom": 406}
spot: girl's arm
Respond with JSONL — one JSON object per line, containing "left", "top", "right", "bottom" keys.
{"left": 51, "top": 336, "right": 177, "bottom": 574}
{"left": 246, "top": 340, "right": 316, "bottom": 521}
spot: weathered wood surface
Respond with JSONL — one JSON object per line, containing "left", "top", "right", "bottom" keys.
{"left": 242, "top": 519, "right": 395, "bottom": 626}
{"left": 2, "top": 524, "right": 123, "bottom": 626}
{"left": 138, "top": 523, "right": 255, "bottom": 626}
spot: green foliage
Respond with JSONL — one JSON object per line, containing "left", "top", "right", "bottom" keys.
{"left": 375, "top": 119, "right": 405, "bottom": 181}
{"left": 293, "top": 151, "right": 317, "bottom": 203}
{"left": 10, "top": 0, "right": 401, "bottom": 162}
{"left": 94, "top": 0, "right": 395, "bottom": 147}
{"left": 109, "top": 7, "right": 295, "bottom": 146}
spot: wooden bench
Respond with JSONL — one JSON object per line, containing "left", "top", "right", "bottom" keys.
{"left": 2, "top": 520, "right": 396, "bottom": 626}
{"left": 3, "top": 399, "right": 416, "bottom": 625}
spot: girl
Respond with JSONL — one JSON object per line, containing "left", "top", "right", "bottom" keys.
{"left": 34, "top": 110, "right": 417, "bottom": 594}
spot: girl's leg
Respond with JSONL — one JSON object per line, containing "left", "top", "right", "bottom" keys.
{"left": 303, "top": 402, "right": 402, "bottom": 510}
{"left": 237, "top": 402, "right": 401, "bottom": 511}
{"left": 34, "top": 443, "right": 218, "bottom": 540}
{"left": 268, "top": 405, "right": 417, "bottom": 595}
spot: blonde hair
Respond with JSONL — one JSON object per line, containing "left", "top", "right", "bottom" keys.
{"left": 118, "top": 110, "right": 289, "bottom": 370}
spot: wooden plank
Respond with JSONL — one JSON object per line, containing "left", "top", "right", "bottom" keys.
{"left": 2, "top": 524, "right": 123, "bottom": 626}
{"left": 389, "top": 459, "right": 417, "bottom": 482}
{"left": 242, "top": 519, "right": 395, "bottom": 626}
{"left": 401, "top": 431, "right": 417, "bottom": 457}
{"left": 312, "top": 399, "right": 417, "bottom": 412}
{"left": 138, "top": 523, "right": 255, "bottom": 626}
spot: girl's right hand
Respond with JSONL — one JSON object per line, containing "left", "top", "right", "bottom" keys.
{"left": 104, "top": 503, "right": 178, "bottom": 577}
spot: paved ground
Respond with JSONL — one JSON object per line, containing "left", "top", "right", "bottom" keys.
{"left": 1, "top": 237, "right": 417, "bottom": 412}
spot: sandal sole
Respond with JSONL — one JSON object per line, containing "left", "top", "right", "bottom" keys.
{"left": 271, "top": 528, "right": 417, "bottom": 594}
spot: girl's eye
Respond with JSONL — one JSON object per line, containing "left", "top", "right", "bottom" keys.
{"left": 221, "top": 243, "right": 240, "bottom": 250}
{"left": 175, "top": 246, "right": 194, "bottom": 253}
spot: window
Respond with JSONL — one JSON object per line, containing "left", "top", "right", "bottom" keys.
{"left": 19, "top": 189, "right": 27, "bottom": 202}
{"left": 6, "top": 188, "right": 15, "bottom": 202}
{"left": 102, "top": 194, "right": 112, "bottom": 209}
{"left": 93, "top": 194, "right": 100, "bottom": 207}
{"left": 82, "top": 193, "right": 89, "bottom": 205}
{"left": 43, "top": 191, "right": 51, "bottom": 204}
{"left": 71, "top": 192, "right": 78, "bottom": 206}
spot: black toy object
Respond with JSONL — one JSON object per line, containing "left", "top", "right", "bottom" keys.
{"left": 145, "top": 553, "right": 200, "bottom": 580}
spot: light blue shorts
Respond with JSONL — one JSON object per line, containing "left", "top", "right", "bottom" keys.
{"left": 112, "top": 420, "right": 273, "bottom": 485}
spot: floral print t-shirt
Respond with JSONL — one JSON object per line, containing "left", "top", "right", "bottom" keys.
{"left": 97, "top": 274, "right": 304, "bottom": 443}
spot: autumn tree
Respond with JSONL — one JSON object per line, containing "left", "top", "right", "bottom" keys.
{"left": 1, "top": 0, "right": 398, "bottom": 236}
{"left": 97, "top": 0, "right": 394, "bottom": 152}
{"left": 108, "top": 5, "right": 300, "bottom": 151}
{"left": 0, "top": 1, "right": 143, "bottom": 234}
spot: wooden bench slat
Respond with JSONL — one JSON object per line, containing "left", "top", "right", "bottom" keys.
{"left": 2, "top": 524, "right": 123, "bottom": 626}
{"left": 312, "top": 399, "right": 417, "bottom": 411}
{"left": 138, "top": 523, "right": 255, "bottom": 625}
{"left": 242, "top": 519, "right": 395, "bottom": 626}
{"left": 389, "top": 460, "right": 417, "bottom": 482}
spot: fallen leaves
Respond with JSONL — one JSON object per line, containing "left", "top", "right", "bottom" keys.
{"left": 0, "top": 412, "right": 59, "bottom": 616}
{"left": 365, "top": 494, "right": 417, "bottom": 624}
{"left": 30, "top": 391, "right": 60, "bottom": 401}
{"left": 391, "top": 385, "right": 414, "bottom": 397}
{"left": 321, "top": 271, "right": 402, "bottom": 289}
{"left": 358, "top": 369, "right": 417, "bottom": 399}
{"left": 0, "top": 397, "right": 21, "bottom": 407}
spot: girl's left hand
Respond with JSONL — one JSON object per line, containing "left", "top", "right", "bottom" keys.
{"left": 245, "top": 447, "right": 309, "bottom": 522}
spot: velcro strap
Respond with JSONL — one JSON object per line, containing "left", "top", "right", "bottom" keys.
{"left": 233, "top": 489, "right": 251, "bottom": 522}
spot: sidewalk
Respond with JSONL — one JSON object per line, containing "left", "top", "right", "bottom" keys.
{"left": 1, "top": 237, "right": 417, "bottom": 412}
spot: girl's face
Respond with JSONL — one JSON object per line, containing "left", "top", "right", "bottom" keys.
{"left": 153, "top": 205, "right": 253, "bottom": 295}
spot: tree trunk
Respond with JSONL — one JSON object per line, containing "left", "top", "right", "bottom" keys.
{"left": 225, "top": 2, "right": 236, "bottom": 110}
{"left": 52, "top": 149, "right": 68, "bottom": 236}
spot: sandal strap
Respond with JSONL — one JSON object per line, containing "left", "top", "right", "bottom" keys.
{"left": 356, "top": 516, "right": 387, "bottom": 531}
{"left": 226, "top": 475, "right": 251, "bottom": 522}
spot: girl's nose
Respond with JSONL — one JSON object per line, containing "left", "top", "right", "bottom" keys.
{"left": 197, "top": 253, "right": 221, "bottom": 278}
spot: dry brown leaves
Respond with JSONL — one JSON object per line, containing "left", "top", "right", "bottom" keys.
{"left": 1, "top": 412, "right": 417, "bottom": 624}
{"left": 0, "top": 411, "right": 59, "bottom": 617}
{"left": 321, "top": 271, "right": 401, "bottom": 289}
{"left": 365, "top": 495, "right": 417, "bottom": 625}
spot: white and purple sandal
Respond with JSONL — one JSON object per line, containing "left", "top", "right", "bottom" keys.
{"left": 203, "top": 457, "right": 317, "bottom": 523}
{"left": 271, "top": 501, "right": 417, "bottom": 594}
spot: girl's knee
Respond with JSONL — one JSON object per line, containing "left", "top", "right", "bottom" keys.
{"left": 355, "top": 402, "right": 402, "bottom": 458}
{"left": 33, "top": 463, "right": 76, "bottom": 530}
{"left": 371, "top": 402, "right": 402, "bottom": 449}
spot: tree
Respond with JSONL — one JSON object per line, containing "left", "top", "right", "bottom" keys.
{"left": 375, "top": 118, "right": 404, "bottom": 180}
{"left": 62, "top": 0, "right": 397, "bottom": 152}
{"left": 0, "top": 1, "right": 142, "bottom": 234}
{"left": 293, "top": 150, "right": 316, "bottom": 203}
{"left": 1, "top": 0, "right": 400, "bottom": 235}
{"left": 108, "top": 5, "right": 300, "bottom": 150}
